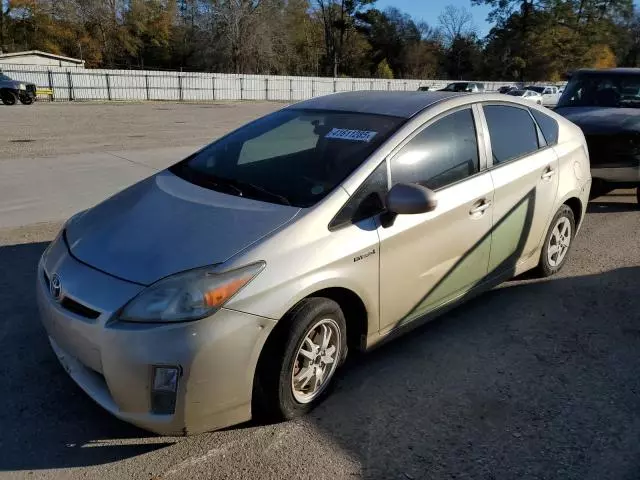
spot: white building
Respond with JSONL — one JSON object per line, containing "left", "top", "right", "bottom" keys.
{"left": 0, "top": 50, "right": 84, "bottom": 68}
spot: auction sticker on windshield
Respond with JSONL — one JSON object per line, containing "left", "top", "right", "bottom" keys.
{"left": 325, "top": 128, "right": 377, "bottom": 142}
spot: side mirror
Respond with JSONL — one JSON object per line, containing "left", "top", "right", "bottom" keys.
{"left": 386, "top": 183, "right": 437, "bottom": 215}
{"left": 381, "top": 183, "right": 437, "bottom": 228}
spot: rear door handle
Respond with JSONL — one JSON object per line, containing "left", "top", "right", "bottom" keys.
{"left": 469, "top": 199, "right": 491, "bottom": 216}
{"left": 541, "top": 166, "right": 556, "bottom": 180}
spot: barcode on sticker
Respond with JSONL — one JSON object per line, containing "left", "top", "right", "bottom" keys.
{"left": 325, "top": 128, "right": 377, "bottom": 142}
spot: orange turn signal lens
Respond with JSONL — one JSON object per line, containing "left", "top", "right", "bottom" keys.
{"left": 203, "top": 276, "right": 251, "bottom": 308}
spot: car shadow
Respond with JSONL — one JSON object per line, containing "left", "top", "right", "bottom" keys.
{"left": 0, "top": 241, "right": 174, "bottom": 472}
{"left": 309, "top": 266, "right": 640, "bottom": 479}
{"left": 587, "top": 202, "right": 638, "bottom": 213}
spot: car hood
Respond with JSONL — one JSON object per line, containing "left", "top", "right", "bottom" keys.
{"left": 555, "top": 106, "right": 640, "bottom": 135}
{"left": 65, "top": 170, "right": 300, "bottom": 285}
{"left": 0, "top": 79, "right": 20, "bottom": 89}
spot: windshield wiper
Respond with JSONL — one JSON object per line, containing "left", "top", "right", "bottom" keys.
{"left": 219, "top": 177, "right": 292, "bottom": 206}
{"left": 171, "top": 164, "right": 292, "bottom": 205}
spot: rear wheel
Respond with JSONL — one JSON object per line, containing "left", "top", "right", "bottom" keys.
{"left": 536, "top": 204, "right": 575, "bottom": 277}
{"left": 253, "top": 297, "right": 347, "bottom": 421}
{"left": 1, "top": 90, "right": 18, "bottom": 106}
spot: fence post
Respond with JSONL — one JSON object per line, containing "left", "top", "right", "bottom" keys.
{"left": 178, "top": 75, "right": 183, "bottom": 101}
{"left": 333, "top": 78, "right": 337, "bottom": 92}
{"left": 105, "top": 73, "right": 112, "bottom": 101}
{"left": 212, "top": 76, "right": 216, "bottom": 101}
{"left": 240, "top": 77, "right": 244, "bottom": 100}
{"left": 145, "top": 74, "right": 150, "bottom": 101}
{"left": 265, "top": 77, "right": 269, "bottom": 101}
{"left": 352, "top": 80, "right": 355, "bottom": 91}
{"left": 370, "top": 80, "right": 374, "bottom": 91}
{"left": 311, "top": 79, "right": 315, "bottom": 98}
{"left": 404, "top": 81, "right": 407, "bottom": 91}
{"left": 47, "top": 70, "right": 54, "bottom": 101}
{"left": 289, "top": 78, "right": 293, "bottom": 101}
{"left": 66, "top": 71, "right": 74, "bottom": 101}
{"left": 387, "top": 81, "right": 391, "bottom": 91}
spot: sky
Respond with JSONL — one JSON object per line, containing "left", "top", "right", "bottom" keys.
{"left": 374, "top": 0, "right": 496, "bottom": 37}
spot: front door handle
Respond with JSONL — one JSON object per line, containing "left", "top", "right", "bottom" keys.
{"left": 541, "top": 166, "right": 556, "bottom": 180}
{"left": 469, "top": 199, "right": 491, "bottom": 216}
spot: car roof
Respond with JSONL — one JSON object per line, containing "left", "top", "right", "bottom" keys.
{"left": 572, "top": 68, "right": 640, "bottom": 75}
{"left": 288, "top": 91, "right": 465, "bottom": 119}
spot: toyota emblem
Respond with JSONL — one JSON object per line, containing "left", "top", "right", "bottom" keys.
{"left": 50, "top": 273, "right": 62, "bottom": 301}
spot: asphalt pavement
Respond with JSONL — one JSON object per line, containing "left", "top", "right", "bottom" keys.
{"left": 0, "top": 103, "right": 639, "bottom": 480}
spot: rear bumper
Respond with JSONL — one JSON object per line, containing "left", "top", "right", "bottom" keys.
{"left": 37, "top": 237, "right": 276, "bottom": 435}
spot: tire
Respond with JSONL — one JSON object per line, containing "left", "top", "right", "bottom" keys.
{"left": 19, "top": 95, "right": 34, "bottom": 105}
{"left": 536, "top": 204, "right": 576, "bottom": 277}
{"left": 1, "top": 90, "right": 18, "bottom": 106}
{"left": 253, "top": 297, "right": 347, "bottom": 422}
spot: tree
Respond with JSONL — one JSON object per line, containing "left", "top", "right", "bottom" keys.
{"left": 315, "top": 0, "right": 375, "bottom": 76}
{"left": 437, "top": 5, "right": 479, "bottom": 79}
{"left": 437, "top": 5, "right": 475, "bottom": 46}
{"left": 374, "top": 58, "right": 393, "bottom": 78}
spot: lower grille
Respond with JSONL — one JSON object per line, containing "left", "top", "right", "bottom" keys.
{"left": 586, "top": 133, "right": 640, "bottom": 168}
{"left": 61, "top": 298, "right": 101, "bottom": 320}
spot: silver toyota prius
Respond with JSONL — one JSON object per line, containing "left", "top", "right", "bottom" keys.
{"left": 37, "top": 91, "right": 591, "bottom": 435}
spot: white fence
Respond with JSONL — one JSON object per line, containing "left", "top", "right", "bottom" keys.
{"left": 1, "top": 63, "right": 517, "bottom": 102}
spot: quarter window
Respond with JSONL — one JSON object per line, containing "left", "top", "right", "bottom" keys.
{"left": 483, "top": 105, "right": 539, "bottom": 165}
{"left": 530, "top": 109, "right": 559, "bottom": 146}
{"left": 390, "top": 108, "right": 479, "bottom": 191}
{"left": 329, "top": 161, "right": 388, "bottom": 230}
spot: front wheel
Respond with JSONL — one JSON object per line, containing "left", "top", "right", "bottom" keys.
{"left": 536, "top": 205, "right": 575, "bottom": 277}
{"left": 1, "top": 90, "right": 18, "bottom": 106}
{"left": 19, "top": 94, "right": 34, "bottom": 105}
{"left": 253, "top": 297, "right": 347, "bottom": 422}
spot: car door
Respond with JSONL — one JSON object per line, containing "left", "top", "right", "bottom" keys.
{"left": 378, "top": 105, "right": 494, "bottom": 333}
{"left": 479, "top": 103, "right": 559, "bottom": 276}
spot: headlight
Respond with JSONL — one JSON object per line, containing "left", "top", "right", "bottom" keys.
{"left": 19, "top": 83, "right": 26, "bottom": 90}
{"left": 119, "top": 262, "right": 265, "bottom": 323}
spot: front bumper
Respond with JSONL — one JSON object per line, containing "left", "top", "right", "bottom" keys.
{"left": 37, "top": 237, "right": 276, "bottom": 435}
{"left": 591, "top": 166, "right": 640, "bottom": 184}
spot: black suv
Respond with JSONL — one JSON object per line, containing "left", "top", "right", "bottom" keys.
{"left": 0, "top": 72, "right": 37, "bottom": 105}
{"left": 555, "top": 68, "right": 640, "bottom": 204}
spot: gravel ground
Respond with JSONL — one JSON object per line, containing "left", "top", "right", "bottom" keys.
{"left": 0, "top": 102, "right": 283, "bottom": 159}
{"left": 0, "top": 191, "right": 639, "bottom": 480}
{"left": 1, "top": 102, "right": 639, "bottom": 479}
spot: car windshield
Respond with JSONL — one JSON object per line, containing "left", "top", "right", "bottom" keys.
{"left": 557, "top": 73, "right": 640, "bottom": 108}
{"left": 0, "top": 74, "right": 12, "bottom": 81}
{"left": 525, "top": 86, "right": 545, "bottom": 93}
{"left": 507, "top": 90, "right": 526, "bottom": 96}
{"left": 442, "top": 83, "right": 469, "bottom": 92}
{"left": 169, "top": 109, "right": 404, "bottom": 207}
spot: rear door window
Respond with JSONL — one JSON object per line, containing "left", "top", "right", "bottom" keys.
{"left": 483, "top": 105, "right": 539, "bottom": 165}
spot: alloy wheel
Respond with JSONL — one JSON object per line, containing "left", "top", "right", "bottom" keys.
{"left": 291, "top": 318, "right": 341, "bottom": 404}
{"left": 547, "top": 216, "right": 572, "bottom": 267}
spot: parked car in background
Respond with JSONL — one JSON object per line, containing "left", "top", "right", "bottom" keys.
{"left": 498, "top": 85, "right": 518, "bottom": 94}
{"left": 0, "top": 73, "right": 36, "bottom": 105}
{"left": 524, "top": 85, "right": 561, "bottom": 107}
{"left": 37, "top": 91, "right": 590, "bottom": 435}
{"left": 555, "top": 68, "right": 640, "bottom": 204}
{"left": 439, "top": 82, "right": 485, "bottom": 93}
{"left": 506, "top": 89, "right": 544, "bottom": 104}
